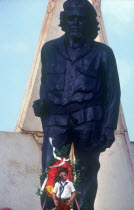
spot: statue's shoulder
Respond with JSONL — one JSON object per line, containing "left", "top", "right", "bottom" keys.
{"left": 41, "top": 36, "right": 63, "bottom": 53}
{"left": 94, "top": 41, "right": 114, "bottom": 56}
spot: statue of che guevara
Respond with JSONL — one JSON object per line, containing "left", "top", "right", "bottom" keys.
{"left": 33, "top": 0, "right": 121, "bottom": 209}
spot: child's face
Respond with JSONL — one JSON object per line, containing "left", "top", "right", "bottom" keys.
{"left": 60, "top": 172, "right": 68, "bottom": 182}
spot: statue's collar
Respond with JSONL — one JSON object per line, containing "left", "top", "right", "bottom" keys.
{"left": 54, "top": 35, "right": 95, "bottom": 63}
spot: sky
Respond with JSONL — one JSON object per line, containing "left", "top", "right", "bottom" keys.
{"left": 0, "top": 0, "right": 48, "bottom": 131}
{"left": 101, "top": 0, "right": 134, "bottom": 141}
{"left": 0, "top": 0, "right": 134, "bottom": 141}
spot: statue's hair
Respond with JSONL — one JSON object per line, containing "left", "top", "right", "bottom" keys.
{"left": 59, "top": 0, "right": 100, "bottom": 40}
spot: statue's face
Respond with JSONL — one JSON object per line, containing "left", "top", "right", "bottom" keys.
{"left": 65, "top": 10, "right": 88, "bottom": 39}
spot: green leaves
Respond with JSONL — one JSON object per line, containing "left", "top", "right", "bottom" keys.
{"left": 55, "top": 144, "right": 71, "bottom": 158}
{"left": 40, "top": 169, "right": 47, "bottom": 183}
{"left": 36, "top": 187, "right": 46, "bottom": 200}
{"left": 49, "top": 144, "right": 71, "bottom": 166}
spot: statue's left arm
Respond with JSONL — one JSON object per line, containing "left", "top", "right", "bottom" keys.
{"left": 33, "top": 44, "right": 47, "bottom": 117}
{"left": 100, "top": 48, "right": 121, "bottom": 150}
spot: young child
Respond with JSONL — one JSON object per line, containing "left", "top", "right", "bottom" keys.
{"left": 53, "top": 167, "right": 76, "bottom": 210}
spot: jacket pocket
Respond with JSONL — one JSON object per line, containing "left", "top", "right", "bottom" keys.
{"left": 75, "top": 65, "right": 97, "bottom": 92}
{"left": 46, "top": 73, "right": 65, "bottom": 91}
{"left": 71, "top": 106, "right": 102, "bottom": 125}
{"left": 46, "top": 115, "right": 69, "bottom": 126}
{"left": 46, "top": 63, "right": 65, "bottom": 91}
{"left": 77, "top": 64, "right": 97, "bottom": 77}
{"left": 46, "top": 62, "right": 65, "bottom": 74}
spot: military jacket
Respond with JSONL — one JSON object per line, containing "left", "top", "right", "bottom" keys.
{"left": 40, "top": 35, "right": 120, "bottom": 130}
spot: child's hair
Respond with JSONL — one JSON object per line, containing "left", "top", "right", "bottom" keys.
{"left": 58, "top": 167, "right": 68, "bottom": 175}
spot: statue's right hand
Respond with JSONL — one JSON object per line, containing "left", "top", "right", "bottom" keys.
{"left": 32, "top": 99, "right": 45, "bottom": 117}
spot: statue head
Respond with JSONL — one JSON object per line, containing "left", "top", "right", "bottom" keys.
{"left": 59, "top": 0, "right": 100, "bottom": 40}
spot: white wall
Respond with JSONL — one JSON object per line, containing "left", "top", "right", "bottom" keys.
{"left": 0, "top": 132, "right": 41, "bottom": 210}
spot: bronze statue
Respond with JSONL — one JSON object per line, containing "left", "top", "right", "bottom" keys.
{"left": 33, "top": 0, "right": 120, "bottom": 209}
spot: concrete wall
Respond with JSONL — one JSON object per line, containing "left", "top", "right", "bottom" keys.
{"left": 0, "top": 131, "right": 134, "bottom": 210}
{"left": 95, "top": 134, "right": 134, "bottom": 210}
{"left": 0, "top": 132, "right": 41, "bottom": 210}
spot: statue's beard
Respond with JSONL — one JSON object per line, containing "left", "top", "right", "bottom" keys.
{"left": 65, "top": 29, "right": 84, "bottom": 40}
{"left": 65, "top": 32, "right": 87, "bottom": 49}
